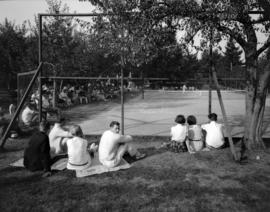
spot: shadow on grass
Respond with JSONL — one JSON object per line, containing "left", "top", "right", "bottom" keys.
{"left": 0, "top": 167, "right": 41, "bottom": 187}
{"left": 1, "top": 147, "right": 270, "bottom": 211}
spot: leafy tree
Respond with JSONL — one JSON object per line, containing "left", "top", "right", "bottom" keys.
{"left": 84, "top": 0, "right": 270, "bottom": 151}
{"left": 0, "top": 19, "right": 28, "bottom": 89}
{"left": 223, "top": 37, "right": 243, "bottom": 78}
{"left": 29, "top": 0, "right": 85, "bottom": 77}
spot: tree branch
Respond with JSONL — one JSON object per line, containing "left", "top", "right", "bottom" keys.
{"left": 214, "top": 23, "right": 247, "bottom": 48}
{"left": 251, "top": 17, "right": 269, "bottom": 24}
{"left": 256, "top": 37, "right": 270, "bottom": 57}
{"left": 258, "top": 0, "right": 270, "bottom": 20}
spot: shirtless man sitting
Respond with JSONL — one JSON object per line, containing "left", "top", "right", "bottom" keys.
{"left": 99, "top": 121, "right": 146, "bottom": 168}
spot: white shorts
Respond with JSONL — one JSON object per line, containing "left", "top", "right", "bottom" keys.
{"left": 100, "top": 143, "right": 136, "bottom": 168}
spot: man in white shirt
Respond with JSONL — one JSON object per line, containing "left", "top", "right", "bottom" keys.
{"left": 99, "top": 121, "right": 146, "bottom": 168}
{"left": 49, "top": 118, "right": 73, "bottom": 158}
{"left": 21, "top": 103, "right": 38, "bottom": 126}
{"left": 201, "top": 113, "right": 225, "bottom": 149}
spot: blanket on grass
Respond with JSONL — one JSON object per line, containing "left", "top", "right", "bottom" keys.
{"left": 10, "top": 155, "right": 131, "bottom": 177}
{"left": 75, "top": 156, "right": 131, "bottom": 178}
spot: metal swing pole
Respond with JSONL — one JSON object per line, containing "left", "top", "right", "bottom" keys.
{"left": 208, "top": 30, "right": 213, "bottom": 115}
{"left": 38, "top": 14, "right": 43, "bottom": 122}
{"left": 120, "top": 55, "right": 125, "bottom": 135}
{"left": 0, "top": 63, "right": 43, "bottom": 149}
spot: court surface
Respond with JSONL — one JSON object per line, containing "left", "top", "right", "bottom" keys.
{"left": 64, "top": 90, "right": 270, "bottom": 137}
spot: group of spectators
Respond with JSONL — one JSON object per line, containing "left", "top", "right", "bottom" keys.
{"left": 19, "top": 80, "right": 132, "bottom": 127}
{"left": 162, "top": 113, "right": 225, "bottom": 153}
{"left": 56, "top": 79, "right": 134, "bottom": 107}
{"left": 29, "top": 80, "right": 123, "bottom": 109}
{"left": 23, "top": 119, "right": 145, "bottom": 177}
{"left": 0, "top": 79, "right": 138, "bottom": 138}
{"left": 22, "top": 112, "right": 225, "bottom": 178}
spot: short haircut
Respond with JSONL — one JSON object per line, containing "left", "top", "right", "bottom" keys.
{"left": 187, "top": 115, "right": 197, "bottom": 125}
{"left": 28, "top": 102, "right": 36, "bottom": 109}
{"left": 208, "top": 113, "right": 217, "bottom": 121}
{"left": 57, "top": 117, "right": 66, "bottom": 124}
{"left": 39, "top": 121, "right": 50, "bottom": 132}
{"left": 110, "top": 121, "right": 120, "bottom": 128}
{"left": 69, "top": 125, "right": 83, "bottom": 137}
{"left": 175, "top": 115, "right": 186, "bottom": 124}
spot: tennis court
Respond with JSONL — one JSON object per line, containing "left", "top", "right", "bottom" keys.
{"left": 64, "top": 89, "right": 270, "bottom": 137}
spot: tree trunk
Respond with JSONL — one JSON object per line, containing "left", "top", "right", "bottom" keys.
{"left": 244, "top": 62, "right": 270, "bottom": 150}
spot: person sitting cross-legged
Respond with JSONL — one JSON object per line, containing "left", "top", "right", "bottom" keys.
{"left": 99, "top": 121, "right": 146, "bottom": 168}
{"left": 65, "top": 125, "right": 97, "bottom": 170}
{"left": 201, "top": 113, "right": 225, "bottom": 150}
{"left": 23, "top": 121, "right": 52, "bottom": 177}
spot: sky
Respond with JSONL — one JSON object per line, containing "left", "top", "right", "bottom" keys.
{"left": 0, "top": 0, "right": 95, "bottom": 25}
{"left": 0, "top": 0, "right": 268, "bottom": 60}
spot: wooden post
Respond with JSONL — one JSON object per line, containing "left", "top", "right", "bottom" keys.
{"left": 212, "top": 68, "right": 238, "bottom": 161}
{"left": 209, "top": 27, "right": 238, "bottom": 161}
{"left": 53, "top": 78, "right": 56, "bottom": 108}
{"left": 120, "top": 55, "right": 124, "bottom": 135}
{"left": 141, "top": 70, "right": 144, "bottom": 100}
{"left": 208, "top": 71, "right": 212, "bottom": 114}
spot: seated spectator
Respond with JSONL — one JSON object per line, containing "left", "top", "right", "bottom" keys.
{"left": 0, "top": 110, "right": 9, "bottom": 138}
{"left": 41, "top": 91, "right": 61, "bottom": 120}
{"left": 99, "top": 121, "right": 146, "bottom": 168}
{"left": 42, "top": 84, "right": 49, "bottom": 92}
{"left": 23, "top": 121, "right": 52, "bottom": 177}
{"left": 78, "top": 86, "right": 88, "bottom": 104}
{"left": 201, "top": 113, "right": 225, "bottom": 150}
{"left": 162, "top": 115, "right": 188, "bottom": 153}
{"left": 96, "top": 89, "right": 108, "bottom": 101}
{"left": 68, "top": 90, "right": 78, "bottom": 104}
{"left": 49, "top": 118, "right": 73, "bottom": 158}
{"left": 21, "top": 103, "right": 39, "bottom": 126}
{"left": 186, "top": 115, "right": 204, "bottom": 153}
{"left": 31, "top": 90, "right": 39, "bottom": 105}
{"left": 42, "top": 91, "right": 51, "bottom": 109}
{"left": 9, "top": 103, "right": 16, "bottom": 115}
{"left": 59, "top": 88, "right": 72, "bottom": 106}
{"left": 65, "top": 125, "right": 94, "bottom": 170}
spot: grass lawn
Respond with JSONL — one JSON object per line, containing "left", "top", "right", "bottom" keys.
{"left": 1, "top": 136, "right": 270, "bottom": 212}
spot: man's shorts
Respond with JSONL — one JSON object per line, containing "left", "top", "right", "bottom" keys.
{"left": 100, "top": 144, "right": 127, "bottom": 168}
